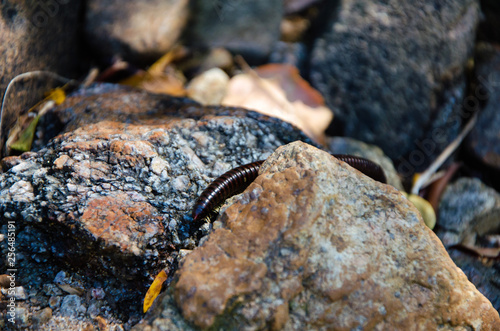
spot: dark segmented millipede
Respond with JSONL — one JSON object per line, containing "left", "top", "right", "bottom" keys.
{"left": 191, "top": 154, "right": 387, "bottom": 225}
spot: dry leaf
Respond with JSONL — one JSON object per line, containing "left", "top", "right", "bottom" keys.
{"left": 222, "top": 63, "right": 332, "bottom": 144}
{"left": 143, "top": 269, "right": 169, "bottom": 313}
{"left": 456, "top": 244, "right": 500, "bottom": 258}
{"left": 120, "top": 48, "right": 187, "bottom": 97}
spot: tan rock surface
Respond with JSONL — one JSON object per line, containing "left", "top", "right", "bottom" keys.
{"left": 172, "top": 141, "right": 499, "bottom": 330}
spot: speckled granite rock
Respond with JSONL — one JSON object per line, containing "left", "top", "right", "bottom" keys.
{"left": 0, "top": 83, "right": 314, "bottom": 328}
{"left": 85, "top": 0, "right": 189, "bottom": 63}
{"left": 311, "top": 0, "right": 479, "bottom": 166}
{"left": 135, "top": 142, "right": 499, "bottom": 330}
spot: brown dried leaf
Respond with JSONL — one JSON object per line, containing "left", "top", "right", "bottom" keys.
{"left": 120, "top": 47, "right": 187, "bottom": 97}
{"left": 457, "top": 244, "right": 500, "bottom": 258}
{"left": 222, "top": 63, "right": 332, "bottom": 144}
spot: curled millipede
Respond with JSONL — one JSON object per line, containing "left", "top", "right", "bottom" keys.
{"left": 191, "top": 154, "right": 386, "bottom": 225}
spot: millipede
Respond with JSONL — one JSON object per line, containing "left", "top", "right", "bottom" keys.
{"left": 191, "top": 154, "right": 387, "bottom": 225}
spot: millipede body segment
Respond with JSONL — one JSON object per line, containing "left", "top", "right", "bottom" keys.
{"left": 191, "top": 154, "right": 387, "bottom": 224}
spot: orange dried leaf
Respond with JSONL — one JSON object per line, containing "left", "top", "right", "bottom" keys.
{"left": 255, "top": 64, "right": 325, "bottom": 107}
{"left": 222, "top": 63, "right": 332, "bottom": 144}
{"left": 143, "top": 269, "right": 168, "bottom": 313}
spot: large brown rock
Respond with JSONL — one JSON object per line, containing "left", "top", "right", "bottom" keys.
{"left": 138, "top": 141, "right": 499, "bottom": 330}
{"left": 85, "top": 0, "right": 189, "bottom": 63}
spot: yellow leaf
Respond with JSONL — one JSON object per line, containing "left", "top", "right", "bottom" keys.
{"left": 143, "top": 269, "right": 168, "bottom": 313}
{"left": 403, "top": 193, "right": 437, "bottom": 230}
{"left": 45, "top": 87, "right": 66, "bottom": 105}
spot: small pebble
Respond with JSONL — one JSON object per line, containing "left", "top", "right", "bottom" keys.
{"left": 49, "top": 295, "right": 61, "bottom": 309}
{"left": 14, "top": 307, "right": 29, "bottom": 326}
{"left": 60, "top": 295, "right": 86, "bottom": 318}
{"left": 186, "top": 68, "right": 229, "bottom": 105}
{"left": 33, "top": 307, "right": 52, "bottom": 325}
{"left": 54, "top": 271, "right": 67, "bottom": 284}
{"left": 91, "top": 288, "right": 106, "bottom": 300}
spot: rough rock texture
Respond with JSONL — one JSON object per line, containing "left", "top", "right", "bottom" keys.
{"left": 184, "top": 0, "right": 283, "bottom": 62}
{"left": 327, "top": 136, "right": 403, "bottom": 190}
{"left": 311, "top": 0, "right": 479, "bottom": 165}
{"left": 0, "top": 0, "right": 83, "bottom": 156}
{"left": 467, "top": 43, "right": 500, "bottom": 173}
{"left": 85, "top": 0, "right": 189, "bottom": 63}
{"left": 0, "top": 83, "right": 314, "bottom": 328}
{"left": 136, "top": 142, "right": 499, "bottom": 330}
{"left": 437, "top": 177, "right": 500, "bottom": 247}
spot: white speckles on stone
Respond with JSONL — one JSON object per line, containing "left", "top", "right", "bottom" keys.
{"left": 33, "top": 168, "right": 48, "bottom": 178}
{"left": 127, "top": 191, "right": 146, "bottom": 202}
{"left": 181, "top": 146, "right": 205, "bottom": 171}
{"left": 150, "top": 156, "right": 169, "bottom": 176}
{"left": 67, "top": 184, "right": 78, "bottom": 192}
{"left": 11, "top": 161, "right": 38, "bottom": 174}
{"left": 172, "top": 175, "right": 190, "bottom": 192}
{"left": 9, "top": 180, "right": 35, "bottom": 202}
{"left": 191, "top": 132, "right": 210, "bottom": 147}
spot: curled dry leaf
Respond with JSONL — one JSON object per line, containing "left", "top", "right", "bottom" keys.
{"left": 222, "top": 63, "right": 332, "bottom": 145}
{"left": 143, "top": 269, "right": 169, "bottom": 313}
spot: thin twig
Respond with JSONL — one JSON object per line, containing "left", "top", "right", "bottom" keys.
{"left": 411, "top": 112, "right": 478, "bottom": 195}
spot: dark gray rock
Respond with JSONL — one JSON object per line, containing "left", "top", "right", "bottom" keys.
{"left": 311, "top": 0, "right": 479, "bottom": 167}
{"left": 437, "top": 177, "right": 500, "bottom": 247}
{"left": 467, "top": 43, "right": 500, "bottom": 173}
{"left": 184, "top": 0, "right": 283, "bottom": 62}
